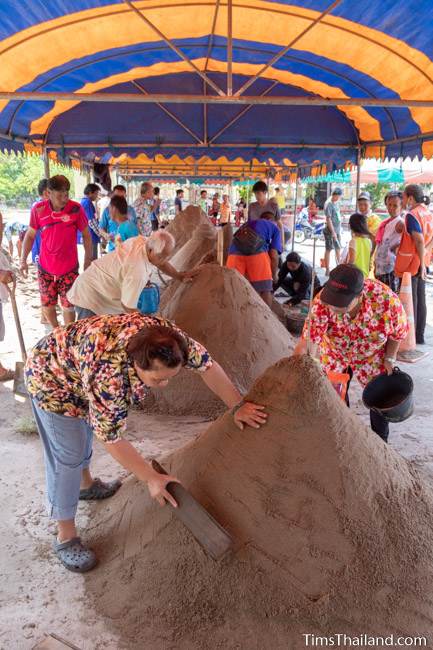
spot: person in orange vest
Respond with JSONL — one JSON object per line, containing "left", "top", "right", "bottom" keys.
{"left": 395, "top": 184, "right": 433, "bottom": 345}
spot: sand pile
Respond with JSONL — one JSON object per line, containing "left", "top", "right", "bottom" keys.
{"left": 144, "top": 264, "right": 294, "bottom": 416}
{"left": 86, "top": 355, "right": 433, "bottom": 649}
{"left": 165, "top": 205, "right": 212, "bottom": 254}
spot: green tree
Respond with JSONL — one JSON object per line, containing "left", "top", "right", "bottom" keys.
{"left": 305, "top": 183, "right": 318, "bottom": 200}
{"left": 363, "top": 182, "right": 391, "bottom": 210}
{"left": 238, "top": 184, "right": 253, "bottom": 204}
{"left": 0, "top": 152, "right": 75, "bottom": 208}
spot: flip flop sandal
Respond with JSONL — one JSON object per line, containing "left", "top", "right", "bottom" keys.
{"left": 0, "top": 369, "right": 15, "bottom": 382}
{"left": 54, "top": 537, "right": 98, "bottom": 573}
{"left": 79, "top": 477, "right": 122, "bottom": 501}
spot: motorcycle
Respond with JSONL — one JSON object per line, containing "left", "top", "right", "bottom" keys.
{"left": 294, "top": 212, "right": 325, "bottom": 244}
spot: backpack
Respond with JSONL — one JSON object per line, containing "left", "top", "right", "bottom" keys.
{"left": 232, "top": 223, "right": 266, "bottom": 256}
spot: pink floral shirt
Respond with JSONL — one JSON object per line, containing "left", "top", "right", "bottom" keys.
{"left": 25, "top": 313, "right": 213, "bottom": 442}
{"left": 302, "top": 279, "right": 408, "bottom": 385}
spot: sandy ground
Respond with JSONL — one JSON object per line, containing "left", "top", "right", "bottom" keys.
{"left": 0, "top": 244, "right": 432, "bottom": 650}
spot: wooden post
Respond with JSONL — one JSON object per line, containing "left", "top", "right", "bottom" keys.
{"left": 217, "top": 227, "right": 224, "bottom": 266}
{"left": 42, "top": 147, "right": 50, "bottom": 179}
{"left": 355, "top": 148, "right": 362, "bottom": 205}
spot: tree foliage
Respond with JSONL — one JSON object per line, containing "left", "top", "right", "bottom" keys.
{"left": 238, "top": 185, "right": 253, "bottom": 204}
{"left": 363, "top": 182, "right": 391, "bottom": 210}
{"left": 0, "top": 152, "right": 75, "bottom": 208}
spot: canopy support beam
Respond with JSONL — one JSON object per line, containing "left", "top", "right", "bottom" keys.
{"left": 227, "top": 0, "right": 233, "bottom": 96}
{"left": 203, "top": 80, "right": 208, "bottom": 145}
{"left": 131, "top": 80, "right": 204, "bottom": 144}
{"left": 7, "top": 91, "right": 433, "bottom": 107}
{"left": 45, "top": 141, "right": 358, "bottom": 150}
{"left": 122, "top": 0, "right": 225, "bottom": 96}
{"left": 355, "top": 148, "right": 362, "bottom": 201}
{"left": 366, "top": 130, "right": 433, "bottom": 147}
{"left": 202, "top": 0, "right": 221, "bottom": 143}
{"left": 209, "top": 80, "right": 279, "bottom": 144}
{"left": 234, "top": 0, "right": 342, "bottom": 97}
{"left": 291, "top": 168, "right": 299, "bottom": 252}
{"left": 204, "top": 0, "right": 220, "bottom": 72}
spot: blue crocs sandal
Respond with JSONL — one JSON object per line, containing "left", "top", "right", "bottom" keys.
{"left": 54, "top": 537, "right": 98, "bottom": 573}
{"left": 79, "top": 477, "right": 122, "bottom": 501}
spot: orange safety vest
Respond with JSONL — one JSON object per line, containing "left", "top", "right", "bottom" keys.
{"left": 395, "top": 204, "right": 433, "bottom": 277}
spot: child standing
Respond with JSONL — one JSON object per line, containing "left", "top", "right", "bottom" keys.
{"left": 103, "top": 196, "right": 139, "bottom": 248}
{"left": 346, "top": 212, "right": 373, "bottom": 278}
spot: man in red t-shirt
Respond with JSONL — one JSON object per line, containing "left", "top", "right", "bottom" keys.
{"left": 21, "top": 175, "right": 93, "bottom": 328}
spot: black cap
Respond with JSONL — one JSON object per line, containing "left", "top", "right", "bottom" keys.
{"left": 321, "top": 264, "right": 364, "bottom": 308}
{"left": 332, "top": 187, "right": 343, "bottom": 196}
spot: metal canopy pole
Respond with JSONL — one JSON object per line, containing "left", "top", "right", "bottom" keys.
{"left": 291, "top": 167, "right": 299, "bottom": 252}
{"left": 235, "top": 0, "right": 342, "bottom": 96}
{"left": 227, "top": 0, "right": 233, "bottom": 96}
{"left": 131, "top": 80, "right": 204, "bottom": 144}
{"left": 202, "top": 0, "right": 220, "bottom": 144}
{"left": 122, "top": 0, "right": 224, "bottom": 96}
{"left": 43, "top": 141, "right": 365, "bottom": 150}
{"left": 209, "top": 81, "right": 279, "bottom": 144}
{"left": 355, "top": 147, "right": 362, "bottom": 205}
{"left": 4, "top": 91, "right": 433, "bottom": 108}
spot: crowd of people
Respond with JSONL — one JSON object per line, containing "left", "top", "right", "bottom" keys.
{"left": 322, "top": 184, "right": 433, "bottom": 346}
{"left": 0, "top": 172, "right": 431, "bottom": 574}
{"left": 0, "top": 173, "right": 268, "bottom": 572}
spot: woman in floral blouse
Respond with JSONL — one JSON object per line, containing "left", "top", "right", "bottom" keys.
{"left": 294, "top": 264, "right": 408, "bottom": 443}
{"left": 25, "top": 313, "right": 267, "bottom": 573}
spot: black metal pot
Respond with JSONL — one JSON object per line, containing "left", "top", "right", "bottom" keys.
{"left": 362, "top": 367, "right": 414, "bottom": 423}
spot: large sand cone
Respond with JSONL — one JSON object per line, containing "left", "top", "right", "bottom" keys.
{"left": 86, "top": 356, "right": 433, "bottom": 649}
{"left": 165, "top": 205, "right": 212, "bottom": 255}
{"left": 144, "top": 264, "right": 294, "bottom": 416}
{"left": 167, "top": 222, "right": 216, "bottom": 273}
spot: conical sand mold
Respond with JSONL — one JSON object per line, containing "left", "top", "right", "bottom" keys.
{"left": 86, "top": 356, "right": 433, "bottom": 648}
{"left": 165, "top": 205, "right": 211, "bottom": 255}
{"left": 166, "top": 222, "right": 216, "bottom": 273}
{"left": 143, "top": 264, "right": 294, "bottom": 416}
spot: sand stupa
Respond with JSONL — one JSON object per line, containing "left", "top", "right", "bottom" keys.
{"left": 165, "top": 205, "right": 212, "bottom": 255}
{"left": 167, "top": 221, "right": 216, "bottom": 273}
{"left": 144, "top": 264, "right": 294, "bottom": 416}
{"left": 86, "top": 355, "right": 433, "bottom": 649}
{"left": 166, "top": 214, "right": 232, "bottom": 272}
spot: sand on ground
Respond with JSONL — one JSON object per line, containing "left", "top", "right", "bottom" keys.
{"left": 0, "top": 253, "right": 433, "bottom": 649}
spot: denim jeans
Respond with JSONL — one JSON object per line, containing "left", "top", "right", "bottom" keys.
{"left": 31, "top": 399, "right": 93, "bottom": 520}
{"left": 91, "top": 242, "right": 99, "bottom": 261}
{"left": 75, "top": 306, "right": 96, "bottom": 320}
